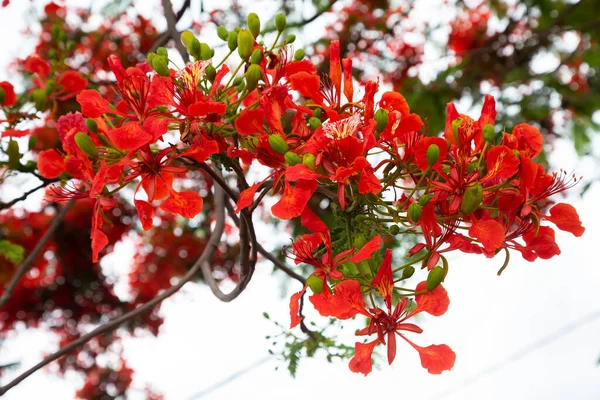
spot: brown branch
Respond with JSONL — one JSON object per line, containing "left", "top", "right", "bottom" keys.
{"left": 0, "top": 199, "right": 75, "bottom": 309}
{"left": 149, "top": 0, "right": 191, "bottom": 54}
{"left": 160, "top": 0, "right": 190, "bottom": 63}
{"left": 0, "top": 180, "right": 56, "bottom": 211}
{"left": 0, "top": 195, "right": 226, "bottom": 397}
{"left": 261, "top": 0, "right": 337, "bottom": 34}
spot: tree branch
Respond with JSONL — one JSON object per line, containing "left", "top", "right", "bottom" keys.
{"left": 160, "top": 0, "right": 190, "bottom": 63}
{"left": 150, "top": 0, "right": 192, "bottom": 55}
{"left": 0, "top": 199, "right": 75, "bottom": 309}
{"left": 0, "top": 179, "right": 57, "bottom": 211}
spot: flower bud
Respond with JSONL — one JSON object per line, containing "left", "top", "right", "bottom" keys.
{"left": 389, "top": 224, "right": 400, "bottom": 235}
{"left": 275, "top": 13, "right": 286, "bottom": 32}
{"left": 232, "top": 77, "right": 243, "bottom": 87}
{"left": 408, "top": 203, "right": 422, "bottom": 223}
{"left": 374, "top": 108, "right": 388, "bottom": 132}
{"left": 268, "top": 134, "right": 288, "bottom": 154}
{"left": 286, "top": 34, "right": 296, "bottom": 43}
{"left": 353, "top": 233, "right": 367, "bottom": 249}
{"left": 7, "top": 140, "right": 20, "bottom": 167}
{"left": 206, "top": 65, "right": 216, "bottom": 82}
{"left": 237, "top": 29, "right": 254, "bottom": 60}
{"left": 188, "top": 38, "right": 202, "bottom": 59}
{"left": 28, "top": 135, "right": 38, "bottom": 150}
{"left": 482, "top": 123, "right": 495, "bottom": 143}
{"left": 217, "top": 26, "right": 229, "bottom": 41}
{"left": 308, "top": 117, "right": 322, "bottom": 130}
{"left": 74, "top": 132, "right": 98, "bottom": 158}
{"left": 418, "top": 194, "right": 431, "bottom": 207}
{"left": 513, "top": 149, "right": 520, "bottom": 158}
{"left": 31, "top": 88, "right": 46, "bottom": 110}
{"left": 227, "top": 30, "right": 238, "bottom": 52}
{"left": 306, "top": 275, "right": 324, "bottom": 294}
{"left": 85, "top": 118, "right": 98, "bottom": 134}
{"left": 426, "top": 144, "right": 440, "bottom": 166}
{"left": 45, "top": 79, "right": 55, "bottom": 95}
{"left": 250, "top": 49, "right": 263, "bottom": 64}
{"left": 180, "top": 30, "right": 195, "bottom": 49}
{"left": 156, "top": 47, "right": 169, "bottom": 58}
{"left": 200, "top": 43, "right": 212, "bottom": 60}
{"left": 402, "top": 266, "right": 415, "bottom": 280}
{"left": 247, "top": 12, "right": 261, "bottom": 38}
{"left": 294, "top": 49, "right": 305, "bottom": 61}
{"left": 245, "top": 64, "right": 262, "bottom": 91}
{"left": 313, "top": 108, "right": 322, "bottom": 118}
{"left": 147, "top": 52, "right": 156, "bottom": 65}
{"left": 451, "top": 117, "right": 463, "bottom": 144}
{"left": 460, "top": 182, "right": 483, "bottom": 215}
{"left": 0, "top": 87, "right": 5, "bottom": 104}
{"left": 426, "top": 266, "right": 445, "bottom": 291}
{"left": 303, "top": 153, "right": 316, "bottom": 170}
{"left": 235, "top": 81, "right": 246, "bottom": 93}
{"left": 151, "top": 57, "right": 170, "bottom": 76}
{"left": 284, "top": 151, "right": 302, "bottom": 166}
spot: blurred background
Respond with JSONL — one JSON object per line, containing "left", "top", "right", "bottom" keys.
{"left": 0, "top": 0, "right": 599, "bottom": 399}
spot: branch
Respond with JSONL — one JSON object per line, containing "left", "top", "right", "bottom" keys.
{"left": 149, "top": 0, "right": 191, "bottom": 54}
{"left": 160, "top": 0, "right": 190, "bottom": 63}
{"left": 0, "top": 196, "right": 226, "bottom": 397}
{"left": 0, "top": 179, "right": 57, "bottom": 211}
{"left": 261, "top": 1, "right": 337, "bottom": 34}
{"left": 0, "top": 199, "right": 75, "bottom": 309}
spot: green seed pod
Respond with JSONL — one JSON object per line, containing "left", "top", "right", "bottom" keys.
{"left": 227, "top": 30, "right": 239, "bottom": 52}
{"left": 313, "top": 108, "right": 322, "bottom": 119}
{"left": 247, "top": 12, "right": 261, "bottom": 38}
{"left": 418, "top": 194, "right": 431, "bottom": 207}
{"left": 245, "top": 64, "right": 262, "bottom": 91}
{"left": 180, "top": 30, "right": 195, "bottom": 49}
{"left": 303, "top": 153, "right": 316, "bottom": 170}
{"left": 232, "top": 77, "right": 243, "bottom": 87}
{"left": 156, "top": 47, "right": 168, "bottom": 58}
{"left": 402, "top": 266, "right": 415, "bottom": 280}
{"left": 237, "top": 29, "right": 254, "bottom": 60}
{"left": 0, "top": 87, "right": 5, "bottom": 104}
{"left": 275, "top": 13, "right": 286, "bottom": 32}
{"left": 147, "top": 52, "right": 156, "bottom": 65}
{"left": 482, "top": 123, "right": 495, "bottom": 143}
{"left": 217, "top": 26, "right": 229, "bottom": 41}
{"left": 286, "top": 34, "right": 296, "bottom": 43}
{"left": 460, "top": 182, "right": 483, "bottom": 215}
{"left": 426, "top": 144, "right": 440, "bottom": 166}
{"left": 408, "top": 203, "right": 422, "bottom": 223}
{"left": 268, "top": 134, "right": 289, "bottom": 154}
{"left": 28, "top": 135, "right": 38, "bottom": 150}
{"left": 7, "top": 140, "right": 20, "bottom": 167}
{"left": 74, "top": 132, "right": 98, "bottom": 158}
{"left": 294, "top": 49, "right": 305, "bottom": 61}
{"left": 206, "top": 65, "right": 217, "bottom": 82}
{"left": 451, "top": 117, "right": 463, "bottom": 144}
{"left": 389, "top": 224, "right": 400, "bottom": 235}
{"left": 284, "top": 151, "right": 302, "bottom": 166}
{"left": 31, "top": 88, "right": 46, "bottom": 110}
{"left": 426, "top": 266, "right": 445, "bottom": 291}
{"left": 308, "top": 117, "right": 322, "bottom": 130}
{"left": 200, "top": 43, "right": 212, "bottom": 60}
{"left": 188, "top": 38, "right": 202, "bottom": 59}
{"left": 250, "top": 49, "right": 263, "bottom": 64}
{"left": 306, "top": 275, "right": 324, "bottom": 294}
{"left": 152, "top": 57, "right": 170, "bottom": 77}
{"left": 353, "top": 233, "right": 367, "bottom": 249}
{"left": 374, "top": 108, "right": 389, "bottom": 132}
{"left": 85, "top": 118, "right": 98, "bottom": 134}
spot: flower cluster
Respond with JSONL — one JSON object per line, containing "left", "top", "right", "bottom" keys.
{"left": 1, "top": 10, "right": 584, "bottom": 380}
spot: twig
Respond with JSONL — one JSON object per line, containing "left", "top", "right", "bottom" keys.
{"left": 0, "top": 180, "right": 57, "bottom": 211}
{"left": 0, "top": 199, "right": 75, "bottom": 309}
{"left": 160, "top": 0, "right": 190, "bottom": 63}
{"left": 261, "top": 1, "right": 337, "bottom": 34}
{"left": 0, "top": 195, "right": 226, "bottom": 396}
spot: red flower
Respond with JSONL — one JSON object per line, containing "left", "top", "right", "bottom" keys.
{"left": 0, "top": 81, "right": 17, "bottom": 106}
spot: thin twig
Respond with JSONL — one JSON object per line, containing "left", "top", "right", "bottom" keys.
{"left": 0, "top": 180, "right": 57, "bottom": 211}
{"left": 160, "top": 0, "right": 190, "bottom": 63}
{"left": 0, "top": 199, "right": 75, "bottom": 308}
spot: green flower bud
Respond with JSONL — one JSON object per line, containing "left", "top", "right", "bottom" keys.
{"left": 245, "top": 64, "right": 262, "bottom": 91}
{"left": 313, "top": 108, "right": 322, "bottom": 118}
{"left": 232, "top": 77, "right": 243, "bottom": 87}
{"left": 418, "top": 194, "right": 431, "bottom": 207}
{"left": 28, "top": 135, "right": 38, "bottom": 150}
{"left": 451, "top": 117, "right": 463, "bottom": 145}
{"left": 513, "top": 149, "right": 520, "bottom": 158}
{"left": 217, "top": 26, "right": 229, "bottom": 41}
{"left": 389, "top": 224, "right": 400, "bottom": 235}
{"left": 294, "top": 49, "right": 305, "bottom": 61}
{"left": 7, "top": 140, "right": 20, "bottom": 167}
{"left": 228, "top": 30, "right": 238, "bottom": 52}
{"left": 374, "top": 108, "right": 388, "bottom": 132}
{"left": 188, "top": 38, "right": 202, "bottom": 59}
{"left": 307, "top": 275, "right": 324, "bottom": 294}
{"left": 286, "top": 34, "right": 296, "bottom": 43}
{"left": 250, "top": 49, "right": 263, "bottom": 64}
{"left": 284, "top": 151, "right": 302, "bottom": 166}
{"left": 402, "top": 266, "right": 416, "bottom": 280}
{"left": 482, "top": 123, "right": 495, "bottom": 143}
{"left": 268, "top": 134, "right": 288, "bottom": 154}
{"left": 354, "top": 233, "right": 367, "bottom": 249}
{"left": 408, "top": 203, "right": 422, "bottom": 223}
{"left": 308, "top": 117, "right": 322, "bottom": 130}
{"left": 206, "top": 65, "right": 217, "bottom": 82}
{"left": 426, "top": 144, "right": 440, "bottom": 166}
{"left": 48, "top": 49, "right": 58, "bottom": 60}
{"left": 180, "top": 30, "right": 195, "bottom": 48}
{"left": 31, "top": 88, "right": 46, "bottom": 110}
{"left": 200, "top": 43, "right": 212, "bottom": 60}
{"left": 426, "top": 266, "right": 445, "bottom": 291}
{"left": 156, "top": 47, "right": 168, "bottom": 58}
{"left": 45, "top": 79, "right": 55, "bottom": 95}
{"left": 247, "top": 12, "right": 261, "bottom": 38}
{"left": 237, "top": 29, "right": 254, "bottom": 60}
{"left": 303, "top": 153, "right": 316, "bottom": 170}
{"left": 235, "top": 81, "right": 246, "bottom": 93}
{"left": 147, "top": 52, "right": 156, "bottom": 65}
{"left": 275, "top": 13, "right": 286, "bottom": 32}
{"left": 460, "top": 182, "right": 483, "bottom": 215}
{"left": 85, "top": 118, "right": 98, "bottom": 134}
{"left": 0, "top": 87, "right": 5, "bottom": 104}
{"left": 74, "top": 132, "right": 98, "bottom": 158}
{"left": 151, "top": 57, "right": 170, "bottom": 77}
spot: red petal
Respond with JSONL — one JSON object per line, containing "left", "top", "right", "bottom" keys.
{"left": 351, "top": 235, "right": 382, "bottom": 263}
{"left": 545, "top": 203, "right": 585, "bottom": 237}
{"left": 289, "top": 286, "right": 307, "bottom": 328}
{"left": 300, "top": 207, "right": 329, "bottom": 233}
{"left": 379, "top": 92, "right": 410, "bottom": 115}
{"left": 37, "top": 149, "right": 65, "bottom": 178}
{"left": 309, "top": 280, "right": 368, "bottom": 319}
{"left": 371, "top": 248, "right": 394, "bottom": 309}
{"left": 329, "top": 40, "right": 342, "bottom": 103}
{"left": 135, "top": 199, "right": 154, "bottom": 230}
{"left": 363, "top": 81, "right": 378, "bottom": 120}
{"left": 235, "top": 182, "right": 262, "bottom": 213}
{"left": 285, "top": 164, "right": 325, "bottom": 182}
{"left": 469, "top": 217, "right": 505, "bottom": 253}
{"left": 443, "top": 102, "right": 460, "bottom": 144}
{"left": 358, "top": 169, "right": 382, "bottom": 194}
{"left": 413, "top": 281, "right": 450, "bottom": 317}
{"left": 512, "top": 123, "right": 543, "bottom": 158}
{"left": 58, "top": 70, "right": 88, "bottom": 93}
{"left": 478, "top": 94, "right": 496, "bottom": 127}
{"left": 349, "top": 340, "right": 379, "bottom": 376}
{"left": 91, "top": 227, "right": 109, "bottom": 263}
{"left": 1, "top": 129, "right": 30, "bottom": 138}
{"left": 289, "top": 72, "right": 324, "bottom": 106}
{"left": 188, "top": 100, "right": 227, "bottom": 117}
{"left": 271, "top": 180, "right": 318, "bottom": 220}
{"left": 484, "top": 145, "right": 520, "bottom": 182}
{"left": 411, "top": 342, "right": 456, "bottom": 374}
{"left": 234, "top": 108, "right": 266, "bottom": 136}
{"left": 0, "top": 81, "right": 17, "bottom": 106}
{"left": 523, "top": 226, "right": 561, "bottom": 259}
{"left": 160, "top": 191, "right": 203, "bottom": 218}
{"left": 76, "top": 89, "right": 112, "bottom": 118}
{"left": 413, "top": 137, "right": 448, "bottom": 171}
{"left": 178, "top": 140, "right": 219, "bottom": 163}
{"left": 107, "top": 121, "right": 152, "bottom": 151}
{"left": 342, "top": 58, "right": 353, "bottom": 102}
{"left": 143, "top": 115, "right": 169, "bottom": 142}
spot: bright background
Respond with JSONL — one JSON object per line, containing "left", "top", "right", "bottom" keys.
{"left": 1, "top": 1, "right": 599, "bottom": 399}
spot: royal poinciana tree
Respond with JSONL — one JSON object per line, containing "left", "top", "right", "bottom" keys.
{"left": 0, "top": 0, "right": 592, "bottom": 398}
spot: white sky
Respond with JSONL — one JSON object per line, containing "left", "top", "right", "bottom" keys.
{"left": 1, "top": 1, "right": 600, "bottom": 399}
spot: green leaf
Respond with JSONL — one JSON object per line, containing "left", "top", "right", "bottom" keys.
{"left": 0, "top": 240, "right": 25, "bottom": 265}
